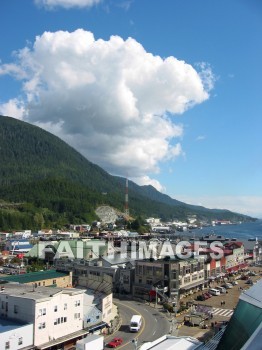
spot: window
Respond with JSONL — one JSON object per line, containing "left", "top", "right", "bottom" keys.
{"left": 53, "top": 279, "right": 56, "bottom": 284}
{"left": 18, "top": 337, "right": 23, "bottom": 345}
{"left": 75, "top": 300, "right": 80, "bottom": 306}
{"left": 54, "top": 305, "right": 58, "bottom": 312}
{"left": 192, "top": 274, "right": 198, "bottom": 281}
{"left": 39, "top": 308, "right": 46, "bottom": 316}
{"left": 64, "top": 317, "right": 67, "bottom": 322}
{"left": 5, "top": 341, "right": 10, "bottom": 350}
{"left": 74, "top": 313, "right": 80, "bottom": 319}
{"left": 14, "top": 305, "right": 18, "bottom": 314}
{"left": 171, "top": 271, "right": 177, "bottom": 279}
{"left": 64, "top": 303, "right": 67, "bottom": 310}
{"left": 38, "top": 322, "right": 46, "bottom": 329}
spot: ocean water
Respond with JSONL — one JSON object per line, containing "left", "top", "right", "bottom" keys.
{"left": 181, "top": 220, "right": 262, "bottom": 241}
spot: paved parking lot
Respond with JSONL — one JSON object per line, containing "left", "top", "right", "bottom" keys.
{"left": 173, "top": 266, "right": 262, "bottom": 340}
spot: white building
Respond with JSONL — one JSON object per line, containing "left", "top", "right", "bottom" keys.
{"left": 0, "top": 319, "right": 34, "bottom": 350}
{"left": 0, "top": 284, "right": 85, "bottom": 349}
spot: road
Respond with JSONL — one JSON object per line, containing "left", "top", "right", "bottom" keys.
{"left": 106, "top": 299, "right": 171, "bottom": 350}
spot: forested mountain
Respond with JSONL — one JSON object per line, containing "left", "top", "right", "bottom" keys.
{"left": 0, "top": 115, "right": 254, "bottom": 230}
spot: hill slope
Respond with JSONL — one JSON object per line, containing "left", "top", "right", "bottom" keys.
{"left": 0, "top": 115, "right": 254, "bottom": 230}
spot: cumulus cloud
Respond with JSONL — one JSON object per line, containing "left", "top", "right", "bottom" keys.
{"left": 0, "top": 99, "right": 26, "bottom": 120}
{"left": 34, "top": 0, "right": 102, "bottom": 10}
{"left": 131, "top": 176, "right": 165, "bottom": 193}
{"left": 0, "top": 29, "right": 214, "bottom": 187}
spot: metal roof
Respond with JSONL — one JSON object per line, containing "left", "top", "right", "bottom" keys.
{"left": 0, "top": 270, "right": 69, "bottom": 284}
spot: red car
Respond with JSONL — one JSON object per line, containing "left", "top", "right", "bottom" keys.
{"left": 107, "top": 338, "right": 123, "bottom": 348}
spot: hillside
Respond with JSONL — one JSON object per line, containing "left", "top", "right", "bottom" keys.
{"left": 0, "top": 115, "right": 254, "bottom": 230}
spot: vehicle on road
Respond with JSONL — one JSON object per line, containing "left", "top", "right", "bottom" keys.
{"left": 130, "top": 315, "right": 142, "bottom": 332}
{"left": 107, "top": 338, "right": 123, "bottom": 348}
{"left": 76, "top": 335, "right": 104, "bottom": 350}
{"left": 231, "top": 281, "right": 238, "bottom": 285}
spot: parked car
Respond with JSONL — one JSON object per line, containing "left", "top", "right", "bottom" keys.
{"left": 196, "top": 295, "right": 205, "bottom": 301}
{"left": 208, "top": 289, "right": 220, "bottom": 296}
{"left": 107, "top": 338, "right": 123, "bottom": 348}
{"left": 222, "top": 283, "right": 232, "bottom": 289}
{"left": 216, "top": 286, "right": 227, "bottom": 294}
{"left": 246, "top": 280, "right": 253, "bottom": 285}
{"left": 231, "top": 281, "right": 238, "bottom": 285}
{"left": 203, "top": 292, "right": 212, "bottom": 299}
{"left": 241, "top": 275, "right": 249, "bottom": 280}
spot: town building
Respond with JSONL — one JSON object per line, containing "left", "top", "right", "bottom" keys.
{"left": 133, "top": 256, "right": 205, "bottom": 302}
{"left": 0, "top": 284, "right": 85, "bottom": 349}
{"left": 0, "top": 270, "right": 72, "bottom": 288}
{"left": 0, "top": 318, "right": 34, "bottom": 350}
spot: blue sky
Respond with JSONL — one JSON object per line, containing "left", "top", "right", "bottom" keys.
{"left": 0, "top": 0, "right": 261, "bottom": 218}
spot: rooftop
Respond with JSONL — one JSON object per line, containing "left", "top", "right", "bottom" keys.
{"left": 240, "top": 278, "right": 262, "bottom": 308}
{"left": 140, "top": 335, "right": 202, "bottom": 350}
{"left": 0, "top": 284, "right": 84, "bottom": 301}
{"left": 0, "top": 318, "right": 31, "bottom": 333}
{"left": 0, "top": 269, "right": 69, "bottom": 284}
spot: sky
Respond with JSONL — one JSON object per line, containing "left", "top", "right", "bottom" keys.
{"left": 0, "top": 0, "right": 262, "bottom": 218}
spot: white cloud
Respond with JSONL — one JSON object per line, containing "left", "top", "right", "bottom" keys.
{"left": 0, "top": 99, "right": 26, "bottom": 120}
{"left": 34, "top": 0, "right": 102, "bottom": 10}
{"left": 131, "top": 176, "right": 165, "bottom": 192}
{"left": 0, "top": 29, "right": 214, "bottom": 186}
{"left": 173, "top": 195, "right": 262, "bottom": 218}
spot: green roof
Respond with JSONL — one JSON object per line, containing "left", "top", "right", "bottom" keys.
{"left": 0, "top": 270, "right": 69, "bottom": 284}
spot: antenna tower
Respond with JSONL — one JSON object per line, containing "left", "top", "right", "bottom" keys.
{"left": 124, "top": 178, "right": 129, "bottom": 216}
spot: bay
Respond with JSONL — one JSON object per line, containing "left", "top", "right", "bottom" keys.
{"left": 181, "top": 220, "right": 262, "bottom": 241}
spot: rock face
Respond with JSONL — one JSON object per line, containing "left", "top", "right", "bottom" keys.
{"left": 95, "top": 205, "right": 119, "bottom": 224}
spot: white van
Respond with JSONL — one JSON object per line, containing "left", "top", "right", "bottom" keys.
{"left": 216, "top": 286, "right": 226, "bottom": 294}
{"left": 130, "top": 315, "right": 142, "bottom": 332}
{"left": 209, "top": 288, "right": 220, "bottom": 296}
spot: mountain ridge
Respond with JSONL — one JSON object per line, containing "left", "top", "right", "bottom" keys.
{"left": 0, "top": 115, "right": 254, "bottom": 230}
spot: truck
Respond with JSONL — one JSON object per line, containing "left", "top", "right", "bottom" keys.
{"left": 75, "top": 334, "right": 104, "bottom": 350}
{"left": 130, "top": 315, "right": 142, "bottom": 332}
